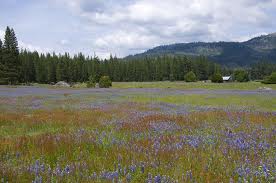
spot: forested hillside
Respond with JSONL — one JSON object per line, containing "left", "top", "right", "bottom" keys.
{"left": 130, "top": 33, "right": 276, "bottom": 67}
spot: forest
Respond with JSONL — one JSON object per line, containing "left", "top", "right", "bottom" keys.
{"left": 0, "top": 26, "right": 275, "bottom": 85}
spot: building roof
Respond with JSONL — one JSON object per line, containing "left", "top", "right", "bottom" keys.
{"left": 223, "top": 76, "right": 231, "bottom": 81}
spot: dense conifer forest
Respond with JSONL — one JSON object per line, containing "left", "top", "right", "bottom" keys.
{"left": 0, "top": 26, "right": 275, "bottom": 84}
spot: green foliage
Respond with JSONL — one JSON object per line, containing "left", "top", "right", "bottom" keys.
{"left": 99, "top": 76, "right": 112, "bottom": 88}
{"left": 184, "top": 71, "right": 197, "bottom": 82}
{"left": 0, "top": 39, "right": 3, "bottom": 84}
{"left": 262, "top": 72, "right": 276, "bottom": 84}
{"left": 234, "top": 70, "right": 250, "bottom": 82}
{"left": 17, "top": 52, "right": 221, "bottom": 84}
{"left": 211, "top": 73, "right": 223, "bottom": 83}
{"left": 0, "top": 26, "right": 20, "bottom": 85}
{"left": 250, "top": 61, "right": 276, "bottom": 80}
{"left": 169, "top": 74, "right": 175, "bottom": 82}
{"left": 86, "top": 75, "right": 96, "bottom": 88}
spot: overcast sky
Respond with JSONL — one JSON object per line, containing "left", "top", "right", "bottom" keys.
{"left": 0, "top": 0, "right": 275, "bottom": 58}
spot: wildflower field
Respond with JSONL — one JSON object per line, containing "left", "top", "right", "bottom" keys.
{"left": 0, "top": 85, "right": 275, "bottom": 182}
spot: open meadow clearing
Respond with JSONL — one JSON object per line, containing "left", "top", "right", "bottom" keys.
{"left": 0, "top": 84, "right": 276, "bottom": 182}
{"left": 1, "top": 0, "right": 276, "bottom": 182}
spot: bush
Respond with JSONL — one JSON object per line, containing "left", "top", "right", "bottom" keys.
{"left": 234, "top": 70, "right": 249, "bottom": 82}
{"left": 262, "top": 72, "right": 276, "bottom": 84}
{"left": 99, "top": 76, "right": 112, "bottom": 88}
{"left": 184, "top": 71, "right": 197, "bottom": 82}
{"left": 211, "top": 73, "right": 223, "bottom": 83}
{"left": 86, "top": 75, "right": 96, "bottom": 88}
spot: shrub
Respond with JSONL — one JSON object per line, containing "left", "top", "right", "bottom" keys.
{"left": 184, "top": 71, "right": 197, "bottom": 82}
{"left": 234, "top": 70, "right": 249, "bottom": 82}
{"left": 86, "top": 75, "right": 96, "bottom": 88}
{"left": 99, "top": 76, "right": 112, "bottom": 88}
{"left": 262, "top": 72, "right": 276, "bottom": 84}
{"left": 211, "top": 73, "right": 223, "bottom": 83}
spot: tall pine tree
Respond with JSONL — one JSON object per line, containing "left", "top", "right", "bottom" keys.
{"left": 0, "top": 39, "right": 3, "bottom": 84}
{"left": 0, "top": 27, "right": 21, "bottom": 84}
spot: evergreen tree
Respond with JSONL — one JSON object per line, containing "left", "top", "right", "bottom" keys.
{"left": 0, "top": 39, "right": 3, "bottom": 83}
{"left": 0, "top": 27, "right": 20, "bottom": 84}
{"left": 47, "top": 53, "right": 56, "bottom": 83}
{"left": 233, "top": 70, "right": 249, "bottom": 82}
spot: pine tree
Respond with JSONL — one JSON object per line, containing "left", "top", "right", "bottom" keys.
{"left": 47, "top": 53, "right": 56, "bottom": 83}
{"left": 0, "top": 27, "right": 20, "bottom": 84}
{"left": 0, "top": 39, "right": 3, "bottom": 83}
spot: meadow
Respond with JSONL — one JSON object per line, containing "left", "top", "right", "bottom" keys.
{"left": 0, "top": 83, "right": 275, "bottom": 182}
{"left": 112, "top": 81, "right": 276, "bottom": 90}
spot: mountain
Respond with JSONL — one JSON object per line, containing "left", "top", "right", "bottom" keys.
{"left": 127, "top": 33, "right": 276, "bottom": 66}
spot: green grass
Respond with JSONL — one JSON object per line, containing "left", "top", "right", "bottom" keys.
{"left": 124, "top": 94, "right": 276, "bottom": 111}
{"left": 113, "top": 81, "right": 276, "bottom": 90}
{"left": 7, "top": 81, "right": 276, "bottom": 90}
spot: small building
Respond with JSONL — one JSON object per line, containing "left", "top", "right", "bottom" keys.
{"left": 223, "top": 76, "right": 232, "bottom": 82}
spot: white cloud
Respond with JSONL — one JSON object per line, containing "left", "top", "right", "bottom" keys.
{"left": 233, "top": 32, "right": 269, "bottom": 42}
{"left": 18, "top": 41, "right": 50, "bottom": 53}
{"left": 0, "top": 29, "right": 48, "bottom": 53}
{"left": 59, "top": 0, "right": 275, "bottom": 57}
{"left": 2, "top": 0, "right": 276, "bottom": 58}
{"left": 93, "top": 30, "right": 160, "bottom": 57}
{"left": 0, "top": 30, "right": 4, "bottom": 41}
{"left": 60, "top": 39, "right": 70, "bottom": 46}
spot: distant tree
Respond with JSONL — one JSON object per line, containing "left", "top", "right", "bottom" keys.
{"left": 184, "top": 71, "right": 197, "bottom": 82}
{"left": 0, "top": 39, "right": 3, "bottom": 83}
{"left": 56, "top": 59, "right": 67, "bottom": 82}
{"left": 46, "top": 53, "right": 56, "bottom": 83}
{"left": 169, "top": 73, "right": 175, "bottom": 82}
{"left": 20, "top": 49, "right": 36, "bottom": 83}
{"left": 0, "top": 39, "right": 2, "bottom": 61}
{"left": 211, "top": 73, "right": 223, "bottom": 83}
{"left": 99, "top": 76, "right": 112, "bottom": 88}
{"left": 234, "top": 70, "right": 250, "bottom": 82}
{"left": 262, "top": 72, "right": 276, "bottom": 84}
{"left": 250, "top": 61, "right": 276, "bottom": 80}
{"left": 195, "top": 57, "right": 209, "bottom": 80}
{"left": 87, "top": 75, "right": 96, "bottom": 88}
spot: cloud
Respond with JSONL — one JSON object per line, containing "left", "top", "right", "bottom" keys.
{"left": 233, "top": 32, "right": 269, "bottom": 42}
{"left": 1, "top": 0, "right": 276, "bottom": 58}
{"left": 0, "top": 28, "right": 48, "bottom": 53}
{"left": 60, "top": 39, "right": 70, "bottom": 46}
{"left": 93, "top": 30, "right": 160, "bottom": 57}
{"left": 60, "top": 0, "right": 275, "bottom": 57}
{"left": 0, "top": 30, "right": 4, "bottom": 41}
{"left": 18, "top": 41, "right": 50, "bottom": 53}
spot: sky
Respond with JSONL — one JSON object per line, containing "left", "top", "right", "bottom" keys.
{"left": 0, "top": 0, "right": 276, "bottom": 58}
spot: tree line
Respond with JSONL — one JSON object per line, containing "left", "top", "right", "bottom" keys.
{"left": 19, "top": 50, "right": 222, "bottom": 83}
{"left": 0, "top": 26, "right": 275, "bottom": 85}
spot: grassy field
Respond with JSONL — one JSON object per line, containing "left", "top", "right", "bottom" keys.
{"left": 124, "top": 94, "right": 276, "bottom": 111}
{"left": 22, "top": 81, "right": 276, "bottom": 90}
{"left": 0, "top": 85, "right": 275, "bottom": 182}
{"left": 113, "top": 81, "right": 276, "bottom": 90}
